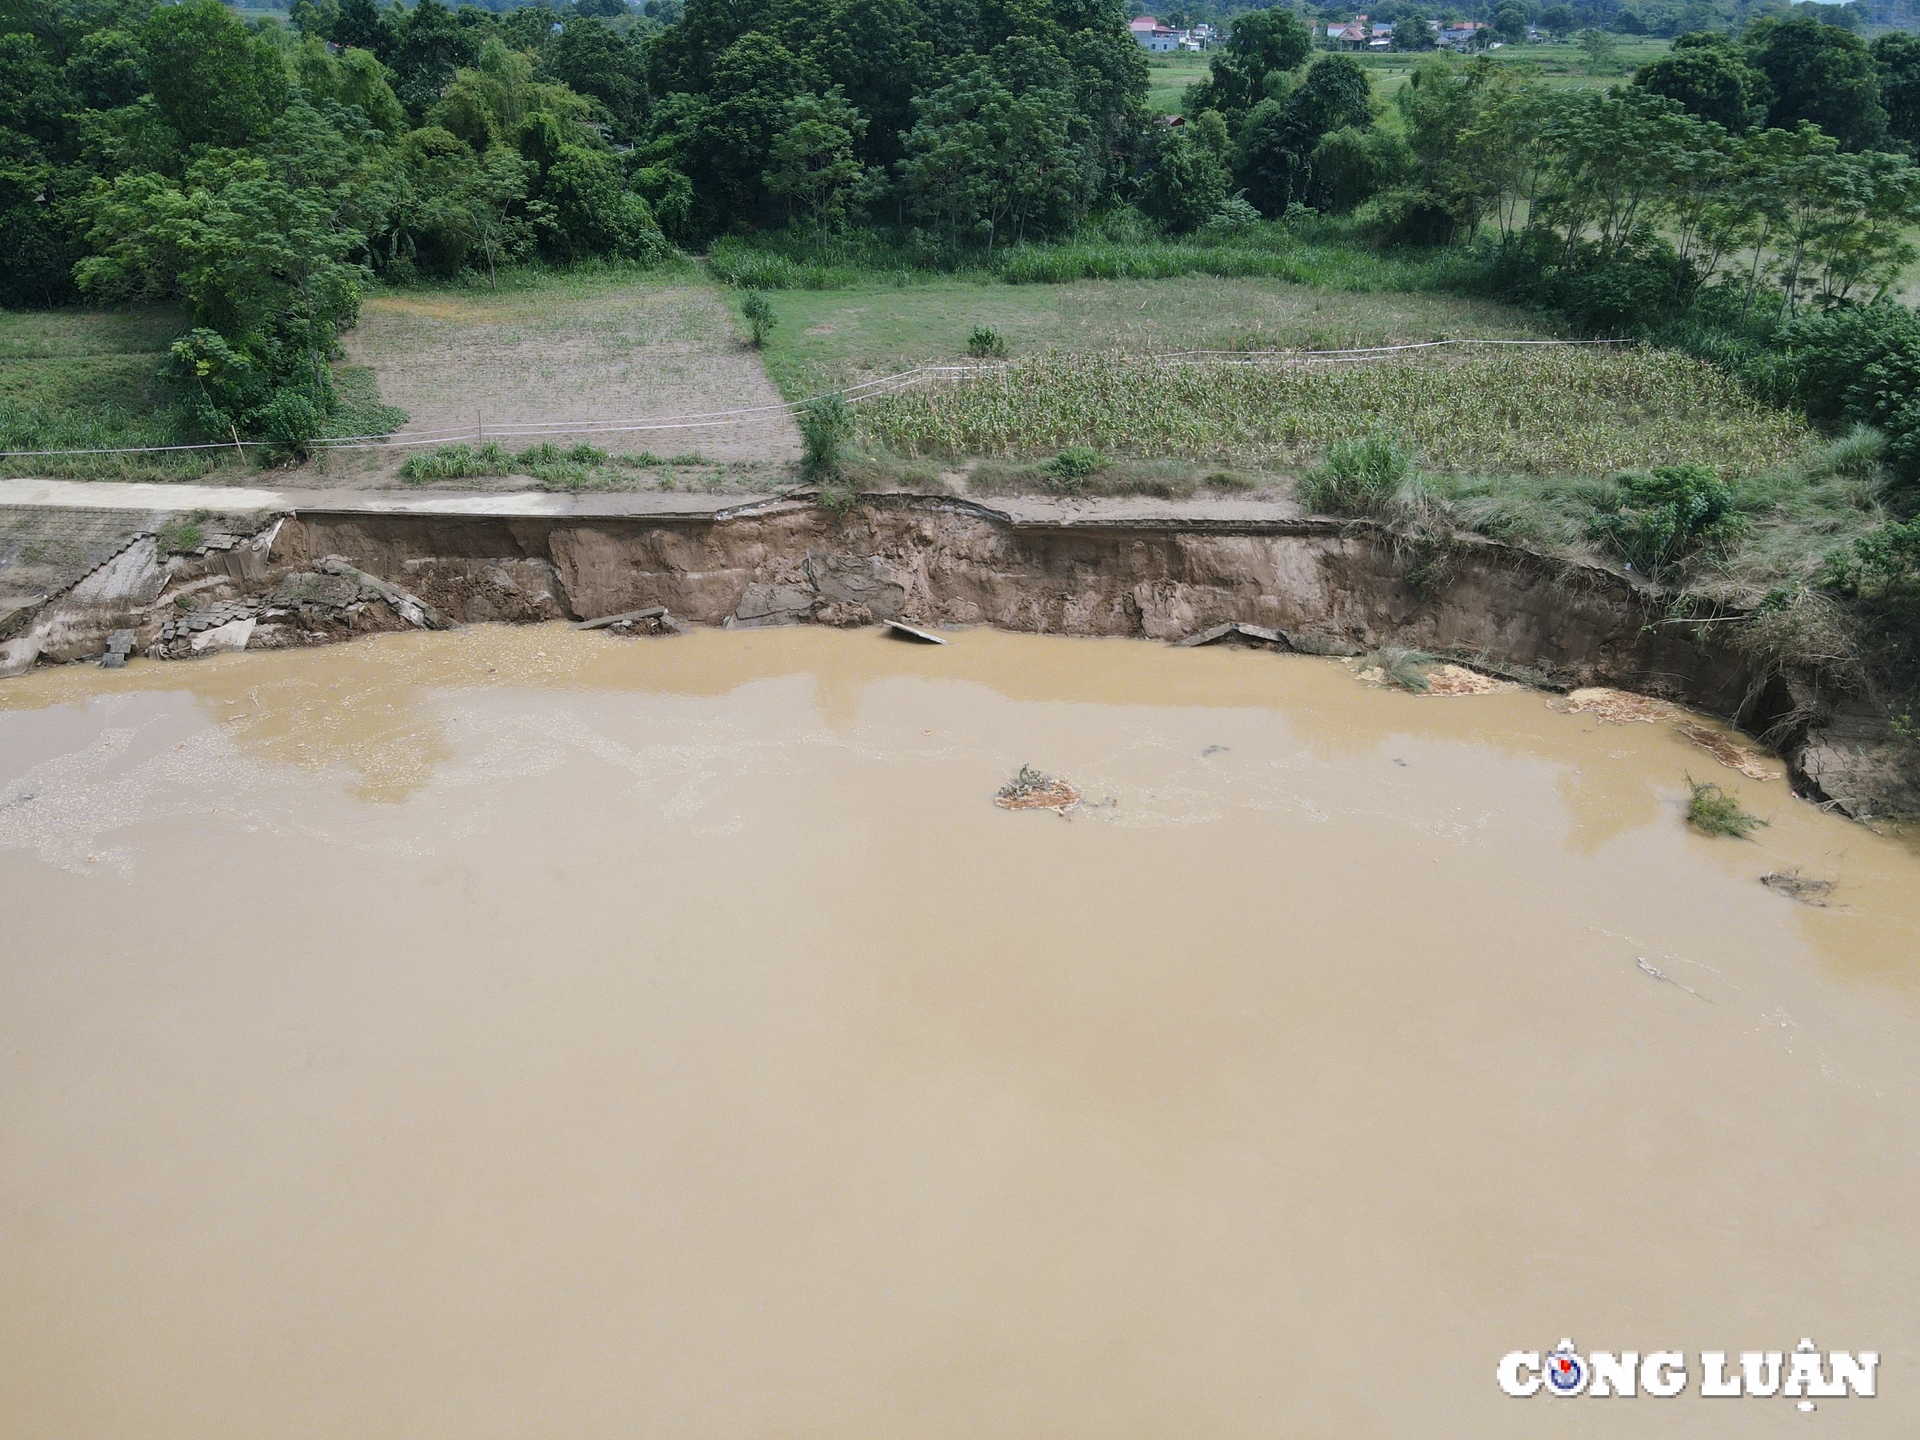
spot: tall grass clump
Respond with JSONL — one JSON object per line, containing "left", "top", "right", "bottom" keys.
{"left": 398, "top": 440, "right": 608, "bottom": 484}
{"left": 1299, "top": 433, "right": 1418, "bottom": 517}
{"left": 700, "top": 219, "right": 1489, "bottom": 292}
{"left": 707, "top": 234, "right": 921, "bottom": 289}
{"left": 1685, "top": 776, "right": 1766, "bottom": 837}
{"left": 399, "top": 441, "right": 510, "bottom": 481}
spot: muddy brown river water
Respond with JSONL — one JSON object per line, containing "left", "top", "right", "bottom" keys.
{"left": 1, "top": 626, "right": 1916, "bottom": 1437}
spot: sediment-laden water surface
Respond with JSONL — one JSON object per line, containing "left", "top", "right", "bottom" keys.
{"left": 1, "top": 626, "right": 1915, "bottom": 1438}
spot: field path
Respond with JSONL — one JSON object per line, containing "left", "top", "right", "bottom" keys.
{"left": 340, "top": 276, "right": 801, "bottom": 470}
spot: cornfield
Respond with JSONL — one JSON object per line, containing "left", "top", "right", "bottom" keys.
{"left": 856, "top": 348, "right": 1807, "bottom": 477}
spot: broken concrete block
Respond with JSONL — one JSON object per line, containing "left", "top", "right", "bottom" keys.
{"left": 575, "top": 606, "right": 667, "bottom": 630}
{"left": 731, "top": 583, "right": 815, "bottom": 628}
{"left": 190, "top": 618, "right": 255, "bottom": 654}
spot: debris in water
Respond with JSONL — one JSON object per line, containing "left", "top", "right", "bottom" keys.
{"left": 1760, "top": 868, "right": 1837, "bottom": 906}
{"left": 575, "top": 606, "right": 666, "bottom": 630}
{"left": 1636, "top": 956, "right": 1710, "bottom": 1001}
{"left": 1420, "top": 663, "right": 1506, "bottom": 696}
{"left": 995, "top": 764, "right": 1080, "bottom": 812}
{"left": 1560, "top": 687, "right": 1672, "bottom": 723}
{"left": 1175, "top": 622, "right": 1357, "bottom": 655}
{"left": 886, "top": 620, "right": 947, "bottom": 644}
{"left": 1175, "top": 622, "right": 1288, "bottom": 649}
{"left": 1562, "top": 690, "right": 1781, "bottom": 778}
{"left": 573, "top": 605, "right": 691, "bottom": 637}
{"left": 1355, "top": 646, "right": 1437, "bottom": 692}
{"left": 1674, "top": 720, "right": 1782, "bottom": 781}
{"left": 1686, "top": 775, "right": 1766, "bottom": 838}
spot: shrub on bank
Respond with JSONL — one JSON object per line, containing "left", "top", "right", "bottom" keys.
{"left": 1588, "top": 463, "right": 1741, "bottom": 577}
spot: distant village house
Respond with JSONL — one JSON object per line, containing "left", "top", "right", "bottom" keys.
{"left": 1129, "top": 15, "right": 1211, "bottom": 52}
{"left": 1324, "top": 14, "right": 1395, "bottom": 48}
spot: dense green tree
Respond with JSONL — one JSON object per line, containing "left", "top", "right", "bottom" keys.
{"left": 0, "top": 33, "right": 68, "bottom": 151}
{"left": 290, "top": 38, "right": 406, "bottom": 138}
{"left": 1139, "top": 124, "right": 1229, "bottom": 232}
{"left": 331, "top": 0, "right": 391, "bottom": 56}
{"left": 1182, "top": 8, "right": 1311, "bottom": 124}
{"left": 76, "top": 153, "right": 367, "bottom": 426}
{"left": 1539, "top": 5, "right": 1577, "bottom": 41}
{"left": 544, "top": 18, "right": 650, "bottom": 141}
{"left": 0, "top": 0, "right": 142, "bottom": 64}
{"left": 677, "top": 31, "right": 810, "bottom": 224}
{"left": 1745, "top": 14, "right": 1886, "bottom": 152}
{"left": 1873, "top": 31, "right": 1920, "bottom": 152}
{"left": 1635, "top": 31, "right": 1769, "bottom": 133}
{"left": 897, "top": 67, "right": 1085, "bottom": 250}
{"left": 431, "top": 39, "right": 591, "bottom": 154}
{"left": 385, "top": 0, "right": 475, "bottom": 118}
{"left": 380, "top": 123, "right": 532, "bottom": 277}
{"left": 638, "top": 0, "right": 1143, "bottom": 235}
{"left": 1493, "top": 4, "right": 1528, "bottom": 43}
{"left": 64, "top": 27, "right": 147, "bottom": 113}
{"left": 1390, "top": 54, "right": 1551, "bottom": 239}
{"left": 804, "top": 0, "right": 931, "bottom": 168}
{"left": 142, "top": 0, "right": 289, "bottom": 149}
{"left": 1231, "top": 98, "right": 1299, "bottom": 216}
{"left": 1310, "top": 124, "right": 1412, "bottom": 213}
{"left": 73, "top": 93, "right": 181, "bottom": 175}
{"left": 629, "top": 157, "right": 694, "bottom": 241}
{"left": 1233, "top": 54, "right": 1372, "bottom": 216}
{"left": 538, "top": 144, "right": 667, "bottom": 262}
{"left": 764, "top": 86, "right": 869, "bottom": 240}
{"left": 1391, "top": 13, "right": 1437, "bottom": 52}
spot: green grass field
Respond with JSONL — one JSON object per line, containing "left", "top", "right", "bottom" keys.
{"left": 1144, "top": 52, "right": 1209, "bottom": 115}
{"left": 0, "top": 305, "right": 222, "bottom": 481}
{"left": 0, "top": 300, "right": 407, "bottom": 482}
{"left": 1146, "top": 39, "right": 1670, "bottom": 116}
{"left": 1352, "top": 38, "right": 1670, "bottom": 95}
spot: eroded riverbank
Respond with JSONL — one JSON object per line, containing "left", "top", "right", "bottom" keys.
{"left": 8, "top": 491, "right": 1914, "bottom": 817}
{"left": 1, "top": 626, "right": 1916, "bottom": 1437}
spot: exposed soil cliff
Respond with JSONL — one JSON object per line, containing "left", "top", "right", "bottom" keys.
{"left": 5, "top": 493, "right": 1916, "bottom": 819}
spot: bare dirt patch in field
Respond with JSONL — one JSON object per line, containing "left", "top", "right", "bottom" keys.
{"left": 333, "top": 276, "right": 800, "bottom": 481}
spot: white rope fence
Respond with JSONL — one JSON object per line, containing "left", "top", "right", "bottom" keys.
{"left": 0, "top": 338, "right": 1633, "bottom": 460}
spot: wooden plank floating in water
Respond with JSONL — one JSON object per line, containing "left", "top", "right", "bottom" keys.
{"left": 885, "top": 621, "right": 948, "bottom": 645}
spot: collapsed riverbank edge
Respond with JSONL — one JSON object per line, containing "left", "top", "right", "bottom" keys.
{"left": 3, "top": 491, "right": 1915, "bottom": 822}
